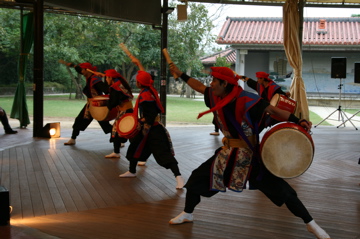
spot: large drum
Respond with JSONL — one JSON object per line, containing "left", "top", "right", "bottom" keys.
{"left": 116, "top": 113, "right": 140, "bottom": 139}
{"left": 270, "top": 94, "right": 297, "bottom": 121}
{"left": 260, "top": 122, "right": 314, "bottom": 179}
{"left": 89, "top": 95, "right": 118, "bottom": 121}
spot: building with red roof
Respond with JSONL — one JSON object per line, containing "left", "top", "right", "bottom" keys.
{"left": 202, "top": 17, "right": 360, "bottom": 94}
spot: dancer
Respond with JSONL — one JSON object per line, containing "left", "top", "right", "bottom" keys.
{"left": 122, "top": 48, "right": 147, "bottom": 166}
{"left": 241, "top": 71, "right": 289, "bottom": 102}
{"left": 102, "top": 69, "right": 133, "bottom": 158}
{"left": 241, "top": 71, "right": 290, "bottom": 128}
{"left": 119, "top": 70, "right": 184, "bottom": 190}
{"left": 167, "top": 63, "right": 330, "bottom": 239}
{"left": 0, "top": 107, "right": 17, "bottom": 134}
{"left": 63, "top": 62, "right": 112, "bottom": 145}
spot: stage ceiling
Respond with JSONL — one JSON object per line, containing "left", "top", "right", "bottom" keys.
{"left": 0, "top": 0, "right": 359, "bottom": 26}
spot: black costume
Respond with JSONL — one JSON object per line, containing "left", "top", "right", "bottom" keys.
{"left": 125, "top": 89, "right": 180, "bottom": 177}
{"left": 69, "top": 66, "right": 112, "bottom": 140}
{"left": 107, "top": 80, "right": 133, "bottom": 154}
{"left": 183, "top": 87, "right": 312, "bottom": 224}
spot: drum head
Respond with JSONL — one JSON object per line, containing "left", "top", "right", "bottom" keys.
{"left": 89, "top": 106, "right": 109, "bottom": 121}
{"left": 118, "top": 115, "right": 136, "bottom": 134}
{"left": 261, "top": 123, "right": 314, "bottom": 178}
{"left": 269, "top": 93, "right": 280, "bottom": 107}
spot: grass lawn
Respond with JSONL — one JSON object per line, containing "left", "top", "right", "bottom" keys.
{"left": 0, "top": 94, "right": 340, "bottom": 125}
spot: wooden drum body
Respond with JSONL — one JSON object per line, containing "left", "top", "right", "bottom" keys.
{"left": 116, "top": 113, "right": 140, "bottom": 139}
{"left": 89, "top": 95, "right": 118, "bottom": 121}
{"left": 270, "top": 94, "right": 297, "bottom": 121}
{"left": 260, "top": 122, "right": 314, "bottom": 179}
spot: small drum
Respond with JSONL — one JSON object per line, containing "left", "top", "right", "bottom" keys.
{"left": 116, "top": 113, "right": 140, "bottom": 139}
{"left": 89, "top": 95, "right": 118, "bottom": 121}
{"left": 260, "top": 122, "right": 314, "bottom": 179}
{"left": 270, "top": 94, "right": 297, "bottom": 121}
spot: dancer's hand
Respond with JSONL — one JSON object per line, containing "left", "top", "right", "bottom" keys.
{"left": 169, "top": 63, "right": 183, "bottom": 79}
{"left": 299, "top": 119, "right": 312, "bottom": 133}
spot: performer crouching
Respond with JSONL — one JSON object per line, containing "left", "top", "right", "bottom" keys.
{"left": 167, "top": 63, "right": 330, "bottom": 239}
{"left": 64, "top": 62, "right": 112, "bottom": 145}
{"left": 119, "top": 71, "right": 185, "bottom": 190}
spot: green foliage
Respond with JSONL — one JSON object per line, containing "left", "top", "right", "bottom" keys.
{"left": 0, "top": 3, "right": 217, "bottom": 89}
{"left": 0, "top": 9, "right": 21, "bottom": 85}
{"left": 168, "top": 2, "right": 216, "bottom": 76}
{"left": 214, "top": 56, "right": 231, "bottom": 67}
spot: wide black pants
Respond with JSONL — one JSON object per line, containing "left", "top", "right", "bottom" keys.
{"left": 183, "top": 148, "right": 313, "bottom": 223}
{"left": 71, "top": 104, "right": 112, "bottom": 139}
{"left": 126, "top": 124, "right": 179, "bottom": 176}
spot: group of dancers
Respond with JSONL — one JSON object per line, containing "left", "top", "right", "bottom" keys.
{"left": 61, "top": 51, "right": 330, "bottom": 238}
{"left": 62, "top": 57, "right": 185, "bottom": 190}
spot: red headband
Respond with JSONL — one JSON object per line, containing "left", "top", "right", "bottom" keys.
{"left": 104, "top": 69, "right": 122, "bottom": 79}
{"left": 211, "top": 67, "right": 239, "bottom": 85}
{"left": 79, "top": 62, "right": 97, "bottom": 72}
{"left": 136, "top": 71, "right": 153, "bottom": 86}
{"left": 197, "top": 67, "right": 242, "bottom": 119}
{"left": 256, "top": 71, "right": 271, "bottom": 81}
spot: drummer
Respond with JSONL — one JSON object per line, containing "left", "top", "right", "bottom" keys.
{"left": 241, "top": 71, "right": 289, "bottom": 101}
{"left": 240, "top": 71, "right": 290, "bottom": 128}
{"left": 167, "top": 64, "right": 331, "bottom": 239}
{"left": 119, "top": 70, "right": 185, "bottom": 190}
{"left": 103, "top": 69, "right": 134, "bottom": 158}
{"left": 64, "top": 62, "right": 112, "bottom": 145}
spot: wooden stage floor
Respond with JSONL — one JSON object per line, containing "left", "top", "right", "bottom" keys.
{"left": 0, "top": 124, "right": 359, "bottom": 239}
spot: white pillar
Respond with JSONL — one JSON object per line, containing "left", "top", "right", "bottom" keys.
{"left": 235, "top": 49, "right": 247, "bottom": 87}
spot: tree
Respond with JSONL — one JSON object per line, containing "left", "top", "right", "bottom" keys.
{"left": 168, "top": 2, "right": 216, "bottom": 97}
{"left": 214, "top": 56, "right": 231, "bottom": 68}
{"left": 44, "top": 15, "right": 161, "bottom": 95}
{"left": 43, "top": 14, "right": 127, "bottom": 98}
{"left": 0, "top": 3, "right": 221, "bottom": 99}
{"left": 0, "top": 9, "right": 21, "bottom": 86}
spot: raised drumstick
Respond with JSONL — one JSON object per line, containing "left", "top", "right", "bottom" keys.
{"left": 162, "top": 48, "right": 179, "bottom": 79}
{"left": 58, "top": 59, "right": 70, "bottom": 66}
{"left": 59, "top": 59, "right": 77, "bottom": 68}
{"left": 86, "top": 69, "right": 105, "bottom": 77}
{"left": 120, "top": 43, "right": 135, "bottom": 60}
{"left": 120, "top": 43, "right": 145, "bottom": 71}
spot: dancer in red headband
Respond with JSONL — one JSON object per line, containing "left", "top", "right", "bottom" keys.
{"left": 241, "top": 71, "right": 290, "bottom": 128}
{"left": 103, "top": 69, "right": 134, "bottom": 158}
{"left": 63, "top": 62, "right": 112, "bottom": 145}
{"left": 119, "top": 70, "right": 185, "bottom": 190}
{"left": 167, "top": 63, "right": 330, "bottom": 239}
{"left": 242, "top": 71, "right": 289, "bottom": 102}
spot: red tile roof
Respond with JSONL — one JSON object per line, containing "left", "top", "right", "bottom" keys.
{"left": 200, "top": 48, "right": 236, "bottom": 64}
{"left": 216, "top": 17, "right": 360, "bottom": 46}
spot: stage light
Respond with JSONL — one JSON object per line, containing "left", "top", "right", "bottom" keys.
{"left": 49, "top": 128, "right": 56, "bottom": 136}
{"left": 42, "top": 122, "right": 60, "bottom": 138}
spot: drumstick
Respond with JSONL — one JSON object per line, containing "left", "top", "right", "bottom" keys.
{"left": 120, "top": 43, "right": 135, "bottom": 60}
{"left": 120, "top": 43, "right": 145, "bottom": 71}
{"left": 162, "top": 48, "right": 179, "bottom": 79}
{"left": 59, "top": 59, "right": 76, "bottom": 68}
{"left": 232, "top": 71, "right": 245, "bottom": 81}
{"left": 86, "top": 69, "right": 105, "bottom": 77}
{"left": 59, "top": 59, "right": 70, "bottom": 66}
